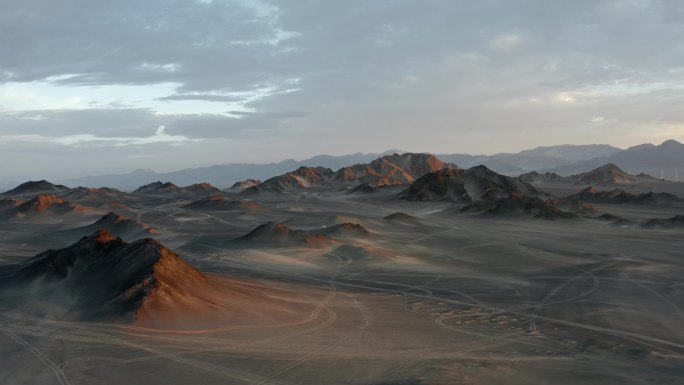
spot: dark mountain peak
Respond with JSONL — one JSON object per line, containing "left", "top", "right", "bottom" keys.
{"left": 398, "top": 165, "right": 542, "bottom": 203}
{"left": 96, "top": 212, "right": 126, "bottom": 224}
{"left": 3, "top": 180, "right": 69, "bottom": 195}
{"left": 235, "top": 222, "right": 330, "bottom": 247}
{"left": 182, "top": 194, "right": 264, "bottom": 211}
{"left": 560, "top": 186, "right": 682, "bottom": 206}
{"left": 80, "top": 229, "right": 119, "bottom": 245}
{"left": 348, "top": 182, "right": 378, "bottom": 194}
{"left": 62, "top": 186, "right": 123, "bottom": 198}
{"left": 134, "top": 181, "right": 179, "bottom": 193}
{"left": 461, "top": 196, "right": 576, "bottom": 220}
{"left": 11, "top": 230, "right": 205, "bottom": 322}
{"left": 249, "top": 166, "right": 334, "bottom": 193}
{"left": 570, "top": 163, "right": 636, "bottom": 185}
{"left": 519, "top": 171, "right": 564, "bottom": 183}
{"left": 659, "top": 139, "right": 683, "bottom": 148}
{"left": 596, "top": 163, "right": 623, "bottom": 171}
{"left": 185, "top": 182, "right": 219, "bottom": 191}
{"left": 230, "top": 179, "right": 262, "bottom": 189}
{"left": 625, "top": 143, "right": 656, "bottom": 151}
{"left": 384, "top": 212, "right": 415, "bottom": 220}
{"left": 465, "top": 164, "right": 498, "bottom": 176}
{"left": 248, "top": 221, "right": 292, "bottom": 236}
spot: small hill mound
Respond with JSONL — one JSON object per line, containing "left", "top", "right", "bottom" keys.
{"left": 183, "top": 195, "right": 264, "bottom": 211}
{"left": 460, "top": 196, "right": 576, "bottom": 220}
{"left": 563, "top": 187, "right": 682, "bottom": 206}
{"left": 3, "top": 180, "right": 69, "bottom": 195}
{"left": 398, "top": 165, "right": 544, "bottom": 203}
{"left": 384, "top": 212, "right": 416, "bottom": 221}
{"left": 316, "top": 223, "right": 373, "bottom": 238}
{"left": 595, "top": 213, "right": 635, "bottom": 226}
{"left": 184, "top": 182, "right": 220, "bottom": 193}
{"left": 519, "top": 171, "right": 565, "bottom": 183}
{"left": 62, "top": 187, "right": 124, "bottom": 200}
{"left": 133, "top": 181, "right": 180, "bottom": 194}
{"left": 82, "top": 212, "right": 155, "bottom": 239}
{"left": 248, "top": 167, "right": 334, "bottom": 193}
{"left": 348, "top": 182, "right": 379, "bottom": 194}
{"left": 640, "top": 215, "right": 684, "bottom": 229}
{"left": 569, "top": 164, "right": 637, "bottom": 185}
{"left": 233, "top": 222, "right": 331, "bottom": 248}
{"left": 2, "top": 194, "right": 89, "bottom": 220}
{"left": 229, "top": 179, "right": 262, "bottom": 190}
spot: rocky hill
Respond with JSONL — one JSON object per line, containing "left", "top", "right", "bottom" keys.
{"left": 398, "top": 165, "right": 544, "bottom": 203}
{"left": 233, "top": 222, "right": 331, "bottom": 247}
{"left": 6, "top": 230, "right": 207, "bottom": 322}
{"left": 2, "top": 180, "right": 69, "bottom": 195}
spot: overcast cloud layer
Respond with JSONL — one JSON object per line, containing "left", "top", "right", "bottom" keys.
{"left": 1, "top": 0, "right": 684, "bottom": 180}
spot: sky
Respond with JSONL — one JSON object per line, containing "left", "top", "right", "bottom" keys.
{"left": 1, "top": 0, "right": 684, "bottom": 180}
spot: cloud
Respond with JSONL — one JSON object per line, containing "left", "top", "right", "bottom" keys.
{"left": 1, "top": 0, "right": 684, "bottom": 180}
{"left": 490, "top": 33, "right": 524, "bottom": 53}
{"left": 0, "top": 125, "right": 197, "bottom": 147}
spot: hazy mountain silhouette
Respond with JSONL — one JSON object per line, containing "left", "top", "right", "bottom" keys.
{"left": 549, "top": 140, "right": 684, "bottom": 180}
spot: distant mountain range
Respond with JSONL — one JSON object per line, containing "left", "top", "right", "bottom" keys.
{"left": 546, "top": 140, "right": 684, "bottom": 178}
{"left": 47, "top": 139, "right": 684, "bottom": 190}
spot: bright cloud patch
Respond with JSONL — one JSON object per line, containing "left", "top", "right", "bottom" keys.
{"left": 0, "top": 126, "right": 197, "bottom": 147}
{"left": 0, "top": 79, "right": 291, "bottom": 117}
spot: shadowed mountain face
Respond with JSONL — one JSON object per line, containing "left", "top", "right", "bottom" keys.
{"left": 640, "top": 215, "right": 684, "bottom": 228}
{"left": 2, "top": 180, "right": 69, "bottom": 196}
{"left": 229, "top": 179, "right": 262, "bottom": 190}
{"left": 398, "top": 165, "right": 543, "bottom": 203}
{"left": 569, "top": 164, "right": 638, "bottom": 185}
{"left": 234, "top": 222, "right": 331, "bottom": 247}
{"left": 562, "top": 187, "right": 682, "bottom": 206}
{"left": 245, "top": 166, "right": 335, "bottom": 193}
{"left": 460, "top": 196, "right": 577, "bottom": 220}
{"left": 184, "top": 182, "right": 220, "bottom": 193}
{"left": 519, "top": 171, "right": 565, "bottom": 184}
{"left": 521, "top": 164, "right": 665, "bottom": 185}
{"left": 81, "top": 212, "right": 155, "bottom": 239}
{"left": 384, "top": 212, "right": 415, "bottom": 221}
{"left": 5, "top": 230, "right": 205, "bottom": 321}
{"left": 550, "top": 140, "right": 684, "bottom": 178}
